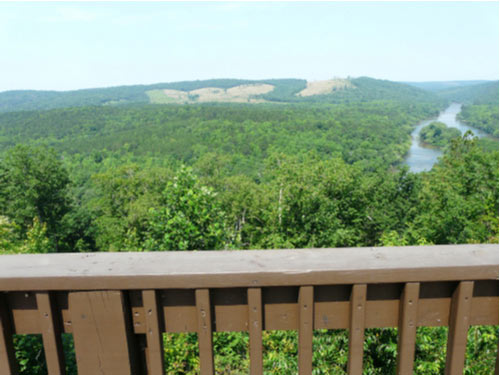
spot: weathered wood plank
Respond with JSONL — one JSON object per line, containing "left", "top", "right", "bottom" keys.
{"left": 69, "top": 291, "right": 138, "bottom": 374}
{"left": 36, "top": 292, "right": 65, "bottom": 375}
{"left": 247, "top": 288, "right": 262, "bottom": 375}
{"left": 0, "top": 293, "right": 18, "bottom": 375}
{"left": 348, "top": 284, "right": 366, "bottom": 375}
{"left": 142, "top": 290, "right": 164, "bottom": 375}
{"left": 445, "top": 281, "right": 474, "bottom": 375}
{"left": 0, "top": 245, "right": 497, "bottom": 291}
{"left": 396, "top": 282, "right": 419, "bottom": 375}
{"left": 196, "top": 289, "right": 214, "bottom": 375}
{"left": 8, "top": 289, "right": 500, "bottom": 337}
{"left": 298, "top": 286, "right": 313, "bottom": 375}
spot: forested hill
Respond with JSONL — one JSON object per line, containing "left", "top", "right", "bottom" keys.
{"left": 0, "top": 77, "right": 439, "bottom": 112}
{"left": 444, "top": 81, "right": 500, "bottom": 136}
{"left": 404, "top": 80, "right": 491, "bottom": 92}
{"left": 435, "top": 81, "right": 499, "bottom": 105}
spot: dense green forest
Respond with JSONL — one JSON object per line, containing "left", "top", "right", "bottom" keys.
{"left": 419, "top": 121, "right": 462, "bottom": 147}
{"left": 0, "top": 77, "right": 498, "bottom": 373}
{"left": 457, "top": 104, "right": 499, "bottom": 136}
{"left": 0, "top": 101, "right": 442, "bottom": 175}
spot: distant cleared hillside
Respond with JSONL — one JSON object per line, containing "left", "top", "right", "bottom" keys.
{"left": 0, "top": 77, "right": 440, "bottom": 112}
{"left": 0, "top": 79, "right": 306, "bottom": 112}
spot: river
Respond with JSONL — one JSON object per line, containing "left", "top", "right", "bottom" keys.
{"left": 404, "top": 103, "right": 488, "bottom": 173}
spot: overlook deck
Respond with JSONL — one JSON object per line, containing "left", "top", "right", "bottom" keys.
{"left": 0, "top": 244, "right": 498, "bottom": 374}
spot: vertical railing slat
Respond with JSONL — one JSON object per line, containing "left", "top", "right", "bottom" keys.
{"left": 36, "top": 292, "right": 65, "bottom": 375}
{"left": 69, "top": 290, "right": 138, "bottom": 374}
{"left": 196, "top": 289, "right": 214, "bottom": 375}
{"left": 0, "top": 293, "right": 18, "bottom": 375}
{"left": 299, "top": 286, "right": 314, "bottom": 374}
{"left": 248, "top": 288, "right": 263, "bottom": 375}
{"left": 445, "top": 281, "right": 474, "bottom": 375}
{"left": 396, "top": 282, "right": 420, "bottom": 375}
{"left": 348, "top": 284, "right": 367, "bottom": 375}
{"left": 142, "top": 290, "right": 165, "bottom": 375}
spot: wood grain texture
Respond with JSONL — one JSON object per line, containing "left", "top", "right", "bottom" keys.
{"left": 142, "top": 290, "right": 164, "bottom": 375}
{"left": 396, "top": 283, "right": 419, "bottom": 375}
{"left": 0, "top": 293, "right": 18, "bottom": 375}
{"left": 36, "top": 292, "right": 65, "bottom": 375}
{"left": 0, "top": 245, "right": 497, "bottom": 291}
{"left": 445, "top": 281, "right": 474, "bottom": 375}
{"left": 298, "top": 286, "right": 313, "bottom": 375}
{"left": 348, "top": 284, "right": 367, "bottom": 375}
{"left": 247, "top": 288, "right": 262, "bottom": 375}
{"left": 196, "top": 289, "right": 214, "bottom": 375}
{"left": 69, "top": 291, "right": 138, "bottom": 374}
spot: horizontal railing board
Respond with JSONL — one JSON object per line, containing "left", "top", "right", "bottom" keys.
{"left": 0, "top": 245, "right": 497, "bottom": 291}
{"left": 7, "top": 285, "right": 499, "bottom": 335}
{"left": 8, "top": 296, "right": 499, "bottom": 335}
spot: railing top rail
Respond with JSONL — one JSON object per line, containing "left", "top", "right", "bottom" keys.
{"left": 0, "top": 244, "right": 497, "bottom": 291}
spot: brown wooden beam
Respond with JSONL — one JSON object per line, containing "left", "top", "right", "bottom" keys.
{"left": 0, "top": 293, "right": 18, "bottom": 375}
{"left": 69, "top": 291, "right": 138, "bottom": 374}
{"left": 247, "top": 288, "right": 263, "bottom": 375}
{"left": 298, "top": 286, "right": 313, "bottom": 375}
{"left": 196, "top": 289, "right": 214, "bottom": 375}
{"left": 396, "top": 282, "right": 419, "bottom": 375}
{"left": 0, "top": 245, "right": 497, "bottom": 291}
{"left": 348, "top": 284, "right": 366, "bottom": 375}
{"left": 445, "top": 281, "right": 474, "bottom": 375}
{"left": 36, "top": 292, "right": 65, "bottom": 375}
{"left": 142, "top": 290, "right": 164, "bottom": 375}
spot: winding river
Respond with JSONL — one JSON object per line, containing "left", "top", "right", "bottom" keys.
{"left": 404, "top": 103, "right": 488, "bottom": 172}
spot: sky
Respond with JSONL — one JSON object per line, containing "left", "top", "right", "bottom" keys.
{"left": 0, "top": 2, "right": 498, "bottom": 92}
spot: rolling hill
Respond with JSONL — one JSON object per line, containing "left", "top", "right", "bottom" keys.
{"left": 0, "top": 77, "right": 440, "bottom": 112}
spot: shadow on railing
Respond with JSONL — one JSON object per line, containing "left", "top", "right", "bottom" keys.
{"left": 0, "top": 244, "right": 498, "bottom": 374}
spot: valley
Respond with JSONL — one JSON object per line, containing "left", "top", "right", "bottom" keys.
{"left": 0, "top": 76, "right": 497, "bottom": 374}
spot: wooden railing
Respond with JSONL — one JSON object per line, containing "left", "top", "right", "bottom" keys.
{"left": 0, "top": 244, "right": 498, "bottom": 374}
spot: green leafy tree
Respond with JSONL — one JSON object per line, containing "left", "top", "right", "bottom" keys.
{"left": 0, "top": 145, "right": 70, "bottom": 250}
{"left": 410, "top": 133, "right": 499, "bottom": 244}
{"left": 0, "top": 215, "right": 21, "bottom": 253}
{"left": 419, "top": 121, "right": 461, "bottom": 148}
{"left": 143, "top": 167, "right": 229, "bottom": 251}
{"left": 90, "top": 164, "right": 171, "bottom": 251}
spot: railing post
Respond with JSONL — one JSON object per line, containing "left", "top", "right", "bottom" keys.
{"left": 196, "top": 289, "right": 214, "bottom": 375}
{"left": 298, "top": 286, "right": 314, "bottom": 375}
{"left": 248, "top": 288, "right": 263, "bottom": 375}
{"left": 445, "top": 281, "right": 474, "bottom": 375}
{"left": 0, "top": 293, "right": 18, "bottom": 375}
{"left": 142, "top": 290, "right": 164, "bottom": 375}
{"left": 396, "top": 282, "right": 420, "bottom": 375}
{"left": 348, "top": 284, "right": 367, "bottom": 375}
{"left": 36, "top": 292, "right": 65, "bottom": 375}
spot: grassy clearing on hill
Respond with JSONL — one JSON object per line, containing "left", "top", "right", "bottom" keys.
{"left": 147, "top": 84, "right": 274, "bottom": 104}
{"left": 297, "top": 79, "right": 354, "bottom": 97}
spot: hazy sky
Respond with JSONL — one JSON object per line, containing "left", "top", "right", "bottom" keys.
{"left": 0, "top": 2, "right": 498, "bottom": 92}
